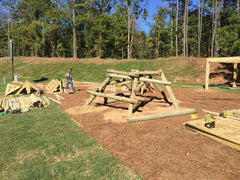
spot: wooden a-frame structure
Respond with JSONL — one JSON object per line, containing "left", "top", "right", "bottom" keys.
{"left": 82, "top": 69, "right": 197, "bottom": 122}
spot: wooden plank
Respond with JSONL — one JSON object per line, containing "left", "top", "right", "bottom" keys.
{"left": 48, "top": 96, "right": 61, "bottom": 104}
{"left": 184, "top": 117, "right": 240, "bottom": 150}
{"left": 48, "top": 80, "right": 61, "bottom": 93}
{"left": 127, "top": 78, "right": 138, "bottom": 120}
{"left": 87, "top": 90, "right": 138, "bottom": 104}
{"left": 81, "top": 77, "right": 111, "bottom": 109}
{"left": 107, "top": 69, "right": 138, "bottom": 77}
{"left": 207, "top": 56, "right": 240, "bottom": 63}
{"left": 42, "top": 95, "right": 51, "bottom": 105}
{"left": 139, "top": 77, "right": 171, "bottom": 85}
{"left": 160, "top": 70, "right": 180, "bottom": 110}
{"left": 45, "top": 79, "right": 56, "bottom": 90}
{"left": 202, "top": 109, "right": 240, "bottom": 121}
{"left": 128, "top": 108, "right": 198, "bottom": 122}
{"left": 233, "top": 63, "right": 238, "bottom": 87}
{"left": 137, "top": 70, "right": 162, "bottom": 76}
{"left": 107, "top": 73, "right": 131, "bottom": 80}
{"left": 205, "top": 59, "right": 210, "bottom": 90}
{"left": 4, "top": 81, "right": 23, "bottom": 95}
{"left": 15, "top": 80, "right": 39, "bottom": 95}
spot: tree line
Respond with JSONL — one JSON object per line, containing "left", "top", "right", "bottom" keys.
{"left": 0, "top": 0, "right": 239, "bottom": 59}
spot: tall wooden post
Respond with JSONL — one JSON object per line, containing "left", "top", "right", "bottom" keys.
{"left": 127, "top": 78, "right": 138, "bottom": 120}
{"left": 205, "top": 59, "right": 210, "bottom": 90}
{"left": 233, "top": 63, "right": 238, "bottom": 88}
{"left": 10, "top": 39, "right": 14, "bottom": 81}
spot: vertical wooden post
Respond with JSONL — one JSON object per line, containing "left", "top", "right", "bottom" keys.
{"left": 81, "top": 77, "right": 111, "bottom": 109}
{"left": 160, "top": 70, "right": 180, "bottom": 110}
{"left": 233, "top": 63, "right": 238, "bottom": 88}
{"left": 127, "top": 78, "right": 138, "bottom": 121}
{"left": 205, "top": 59, "right": 210, "bottom": 90}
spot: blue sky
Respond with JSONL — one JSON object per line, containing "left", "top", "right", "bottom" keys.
{"left": 137, "top": 0, "right": 199, "bottom": 34}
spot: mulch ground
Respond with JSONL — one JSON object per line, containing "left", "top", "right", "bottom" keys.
{"left": 42, "top": 81, "right": 240, "bottom": 180}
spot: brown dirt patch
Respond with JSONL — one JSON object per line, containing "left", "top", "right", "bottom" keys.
{"left": 39, "top": 81, "right": 240, "bottom": 179}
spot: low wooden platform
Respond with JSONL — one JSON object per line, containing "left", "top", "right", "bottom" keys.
{"left": 184, "top": 117, "right": 240, "bottom": 151}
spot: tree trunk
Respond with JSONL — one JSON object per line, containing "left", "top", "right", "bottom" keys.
{"left": 238, "top": 0, "right": 240, "bottom": 15}
{"left": 42, "top": 20, "right": 45, "bottom": 57}
{"left": 176, "top": 0, "right": 179, "bottom": 56}
{"left": 198, "top": 0, "right": 204, "bottom": 58}
{"left": 183, "top": 0, "right": 189, "bottom": 57}
{"left": 170, "top": 1, "right": 174, "bottom": 56}
{"left": 211, "top": 0, "right": 223, "bottom": 57}
{"left": 72, "top": 0, "right": 77, "bottom": 58}
{"left": 126, "top": 0, "right": 131, "bottom": 59}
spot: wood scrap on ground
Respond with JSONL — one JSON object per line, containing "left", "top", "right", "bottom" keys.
{"left": 184, "top": 114, "right": 240, "bottom": 151}
{"left": 0, "top": 94, "right": 51, "bottom": 113}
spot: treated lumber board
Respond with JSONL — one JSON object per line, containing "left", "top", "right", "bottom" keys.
{"left": 127, "top": 78, "right": 138, "bottom": 120}
{"left": 137, "top": 70, "right": 162, "bottom": 76}
{"left": 42, "top": 95, "right": 51, "bottom": 105}
{"left": 207, "top": 56, "right": 240, "bottom": 63}
{"left": 5, "top": 81, "right": 23, "bottom": 95}
{"left": 87, "top": 90, "right": 138, "bottom": 104}
{"left": 139, "top": 77, "right": 171, "bottom": 85}
{"left": 107, "top": 73, "right": 131, "bottom": 80}
{"left": 184, "top": 117, "right": 240, "bottom": 150}
{"left": 233, "top": 63, "right": 238, "bottom": 87}
{"left": 45, "top": 79, "right": 56, "bottom": 90}
{"left": 202, "top": 109, "right": 240, "bottom": 121}
{"left": 160, "top": 70, "right": 180, "bottom": 110}
{"left": 55, "top": 93, "right": 64, "bottom": 100}
{"left": 205, "top": 60, "right": 210, "bottom": 90}
{"left": 48, "top": 80, "right": 61, "bottom": 93}
{"left": 15, "top": 80, "right": 39, "bottom": 95}
{"left": 48, "top": 96, "right": 61, "bottom": 104}
{"left": 107, "top": 69, "right": 138, "bottom": 77}
{"left": 82, "top": 77, "right": 111, "bottom": 110}
{"left": 128, "top": 108, "right": 198, "bottom": 122}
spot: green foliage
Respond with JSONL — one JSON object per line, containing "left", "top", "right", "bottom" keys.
{"left": 0, "top": 0, "right": 239, "bottom": 58}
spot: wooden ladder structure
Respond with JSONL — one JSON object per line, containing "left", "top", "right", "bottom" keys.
{"left": 82, "top": 69, "right": 197, "bottom": 122}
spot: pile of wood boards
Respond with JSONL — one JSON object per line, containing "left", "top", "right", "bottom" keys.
{"left": 5, "top": 80, "right": 39, "bottom": 95}
{"left": 45, "top": 79, "right": 62, "bottom": 93}
{"left": 0, "top": 94, "right": 50, "bottom": 113}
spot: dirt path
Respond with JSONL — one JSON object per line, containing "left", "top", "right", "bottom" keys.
{"left": 40, "top": 81, "right": 240, "bottom": 180}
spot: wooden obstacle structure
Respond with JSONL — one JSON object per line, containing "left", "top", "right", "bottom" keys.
{"left": 82, "top": 69, "right": 197, "bottom": 122}
{"left": 5, "top": 81, "right": 23, "bottom": 95}
{"left": 45, "top": 79, "right": 63, "bottom": 93}
{"left": 5, "top": 80, "right": 39, "bottom": 95}
{"left": 205, "top": 56, "right": 240, "bottom": 90}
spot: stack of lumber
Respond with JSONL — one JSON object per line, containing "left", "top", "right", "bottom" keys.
{"left": 45, "top": 79, "right": 62, "bottom": 93}
{"left": 184, "top": 116, "right": 240, "bottom": 151}
{"left": 0, "top": 94, "right": 50, "bottom": 113}
{"left": 5, "top": 80, "right": 39, "bottom": 95}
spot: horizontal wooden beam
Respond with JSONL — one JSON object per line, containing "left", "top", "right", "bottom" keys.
{"left": 137, "top": 71, "right": 162, "bottom": 76}
{"left": 87, "top": 91, "right": 139, "bottom": 104}
{"left": 207, "top": 57, "right": 240, "bottom": 63}
{"left": 107, "top": 69, "right": 138, "bottom": 77}
{"left": 139, "top": 77, "right": 171, "bottom": 85}
{"left": 107, "top": 73, "right": 131, "bottom": 80}
{"left": 128, "top": 108, "right": 198, "bottom": 122}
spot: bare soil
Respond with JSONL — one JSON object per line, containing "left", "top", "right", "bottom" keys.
{"left": 39, "top": 80, "right": 240, "bottom": 180}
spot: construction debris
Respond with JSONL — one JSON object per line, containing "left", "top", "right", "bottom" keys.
{"left": 5, "top": 80, "right": 39, "bottom": 95}
{"left": 0, "top": 94, "right": 51, "bottom": 113}
{"left": 45, "top": 79, "right": 63, "bottom": 93}
{"left": 5, "top": 81, "right": 23, "bottom": 95}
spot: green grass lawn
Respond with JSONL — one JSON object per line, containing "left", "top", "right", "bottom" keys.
{"left": 0, "top": 102, "right": 141, "bottom": 179}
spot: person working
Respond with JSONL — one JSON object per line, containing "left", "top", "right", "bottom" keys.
{"left": 65, "top": 68, "right": 76, "bottom": 92}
